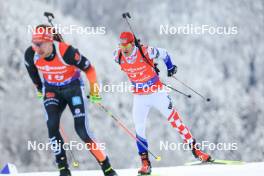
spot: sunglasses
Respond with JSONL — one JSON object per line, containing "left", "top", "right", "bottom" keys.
{"left": 32, "top": 42, "right": 45, "bottom": 48}
{"left": 119, "top": 43, "right": 133, "bottom": 50}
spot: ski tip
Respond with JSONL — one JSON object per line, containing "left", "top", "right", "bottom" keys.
{"left": 213, "top": 160, "right": 245, "bottom": 165}
{"left": 156, "top": 156, "right": 161, "bottom": 161}
{"left": 184, "top": 159, "right": 244, "bottom": 166}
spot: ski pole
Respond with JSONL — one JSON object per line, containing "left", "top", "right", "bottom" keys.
{"left": 171, "top": 76, "right": 211, "bottom": 102}
{"left": 43, "top": 11, "right": 79, "bottom": 167}
{"left": 162, "top": 82, "right": 191, "bottom": 98}
{"left": 97, "top": 103, "right": 161, "bottom": 161}
{"left": 88, "top": 96, "right": 161, "bottom": 161}
{"left": 59, "top": 125, "right": 79, "bottom": 168}
{"left": 122, "top": 12, "right": 191, "bottom": 99}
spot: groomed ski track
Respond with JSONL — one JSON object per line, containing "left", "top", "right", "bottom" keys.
{"left": 4, "top": 162, "right": 264, "bottom": 176}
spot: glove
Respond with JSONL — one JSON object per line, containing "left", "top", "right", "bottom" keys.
{"left": 37, "top": 91, "right": 43, "bottom": 99}
{"left": 89, "top": 82, "right": 102, "bottom": 103}
{"left": 167, "top": 65, "right": 177, "bottom": 77}
{"left": 89, "top": 94, "right": 102, "bottom": 104}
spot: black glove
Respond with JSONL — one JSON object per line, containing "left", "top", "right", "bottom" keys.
{"left": 167, "top": 65, "right": 177, "bottom": 77}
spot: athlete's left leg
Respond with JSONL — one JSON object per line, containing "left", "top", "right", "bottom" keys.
{"left": 152, "top": 91, "right": 194, "bottom": 143}
{"left": 152, "top": 90, "right": 211, "bottom": 161}
{"left": 63, "top": 82, "right": 117, "bottom": 176}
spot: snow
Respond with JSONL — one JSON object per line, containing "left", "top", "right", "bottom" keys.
{"left": 1, "top": 162, "right": 263, "bottom": 176}
{"left": 1, "top": 0, "right": 264, "bottom": 173}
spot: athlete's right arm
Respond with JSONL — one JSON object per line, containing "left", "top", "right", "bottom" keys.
{"left": 24, "top": 47, "right": 43, "bottom": 94}
{"left": 63, "top": 45, "right": 101, "bottom": 103}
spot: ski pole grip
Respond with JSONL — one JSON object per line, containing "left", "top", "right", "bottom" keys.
{"left": 122, "top": 12, "right": 131, "bottom": 19}
{"left": 44, "top": 12, "right": 54, "bottom": 19}
{"left": 126, "top": 12, "right": 131, "bottom": 18}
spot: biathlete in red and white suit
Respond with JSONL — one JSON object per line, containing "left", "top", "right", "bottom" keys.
{"left": 113, "top": 31, "right": 212, "bottom": 175}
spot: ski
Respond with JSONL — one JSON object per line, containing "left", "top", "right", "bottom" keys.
{"left": 185, "top": 159, "right": 244, "bottom": 166}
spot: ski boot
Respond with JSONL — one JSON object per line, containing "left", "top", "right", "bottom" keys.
{"left": 99, "top": 157, "right": 118, "bottom": 176}
{"left": 190, "top": 139, "right": 212, "bottom": 162}
{"left": 138, "top": 152, "right": 152, "bottom": 175}
{"left": 58, "top": 160, "right": 71, "bottom": 176}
